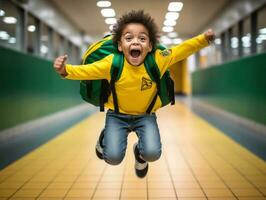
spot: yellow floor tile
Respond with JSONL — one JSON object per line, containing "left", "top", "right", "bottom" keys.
{"left": 148, "top": 189, "right": 176, "bottom": 198}
{"left": 121, "top": 189, "right": 147, "bottom": 198}
{"left": 71, "top": 181, "right": 98, "bottom": 189}
{"left": 12, "top": 189, "right": 43, "bottom": 198}
{"left": 148, "top": 181, "right": 173, "bottom": 189}
{"left": 122, "top": 181, "right": 147, "bottom": 189}
{"left": 176, "top": 188, "right": 205, "bottom": 197}
{"left": 65, "top": 189, "right": 94, "bottom": 198}
{"left": 0, "top": 181, "right": 25, "bottom": 189}
{"left": 231, "top": 188, "right": 263, "bottom": 197}
{"left": 39, "top": 189, "right": 68, "bottom": 198}
{"left": 22, "top": 182, "right": 49, "bottom": 189}
{"left": 97, "top": 181, "right": 122, "bottom": 189}
{"left": 174, "top": 181, "right": 201, "bottom": 189}
{"left": 0, "top": 189, "right": 17, "bottom": 197}
{"left": 203, "top": 188, "right": 235, "bottom": 197}
{"left": 93, "top": 189, "right": 120, "bottom": 198}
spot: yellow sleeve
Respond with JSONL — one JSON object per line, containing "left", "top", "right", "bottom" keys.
{"left": 65, "top": 54, "right": 113, "bottom": 80}
{"left": 155, "top": 34, "right": 209, "bottom": 74}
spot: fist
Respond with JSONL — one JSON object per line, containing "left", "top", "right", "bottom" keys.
{"left": 204, "top": 29, "right": 215, "bottom": 43}
{"left": 54, "top": 55, "right": 68, "bottom": 76}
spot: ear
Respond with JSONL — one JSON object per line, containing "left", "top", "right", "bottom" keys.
{"left": 148, "top": 42, "right": 152, "bottom": 52}
{"left": 118, "top": 41, "right": 122, "bottom": 52}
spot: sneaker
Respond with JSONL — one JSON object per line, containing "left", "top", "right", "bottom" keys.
{"left": 133, "top": 143, "right": 148, "bottom": 178}
{"left": 95, "top": 130, "right": 104, "bottom": 159}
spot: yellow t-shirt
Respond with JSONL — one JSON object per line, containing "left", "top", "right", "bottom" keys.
{"left": 65, "top": 34, "right": 209, "bottom": 115}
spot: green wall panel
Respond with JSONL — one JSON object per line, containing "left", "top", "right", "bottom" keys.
{"left": 192, "top": 53, "right": 266, "bottom": 125}
{"left": 0, "top": 46, "right": 84, "bottom": 131}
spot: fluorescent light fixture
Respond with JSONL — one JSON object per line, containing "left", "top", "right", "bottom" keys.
{"left": 242, "top": 36, "right": 250, "bottom": 43}
{"left": 101, "top": 8, "right": 115, "bottom": 17}
{"left": 168, "top": 2, "right": 183, "bottom": 12}
{"left": 258, "top": 34, "right": 266, "bottom": 40}
{"left": 8, "top": 37, "right": 16, "bottom": 44}
{"left": 0, "top": 9, "right": 5, "bottom": 16}
{"left": 162, "top": 26, "right": 174, "bottom": 32}
{"left": 40, "top": 45, "right": 48, "bottom": 54}
{"left": 259, "top": 27, "right": 266, "bottom": 34}
{"left": 97, "top": 1, "right": 111, "bottom": 7}
{"left": 214, "top": 38, "right": 221, "bottom": 45}
{"left": 161, "top": 36, "right": 172, "bottom": 45}
{"left": 256, "top": 38, "right": 263, "bottom": 44}
{"left": 231, "top": 37, "right": 238, "bottom": 43}
{"left": 105, "top": 18, "right": 116, "bottom": 24}
{"left": 27, "top": 25, "right": 36, "bottom": 32}
{"left": 173, "top": 38, "right": 183, "bottom": 44}
{"left": 164, "top": 20, "right": 176, "bottom": 26}
{"left": 0, "top": 31, "right": 9, "bottom": 40}
{"left": 165, "top": 12, "right": 179, "bottom": 20}
{"left": 168, "top": 32, "right": 178, "bottom": 38}
{"left": 3, "top": 16, "right": 17, "bottom": 24}
{"left": 109, "top": 25, "right": 114, "bottom": 31}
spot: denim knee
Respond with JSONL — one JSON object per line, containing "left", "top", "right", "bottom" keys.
{"left": 140, "top": 147, "right": 161, "bottom": 162}
{"left": 104, "top": 152, "right": 124, "bottom": 165}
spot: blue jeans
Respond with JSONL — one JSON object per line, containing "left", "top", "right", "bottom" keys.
{"left": 102, "top": 110, "right": 162, "bottom": 165}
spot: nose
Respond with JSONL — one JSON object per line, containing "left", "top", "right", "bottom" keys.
{"left": 132, "top": 37, "right": 140, "bottom": 45}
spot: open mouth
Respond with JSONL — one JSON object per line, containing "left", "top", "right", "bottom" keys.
{"left": 130, "top": 49, "right": 141, "bottom": 58}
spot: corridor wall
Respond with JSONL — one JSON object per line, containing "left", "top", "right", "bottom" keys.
{"left": 192, "top": 52, "right": 266, "bottom": 126}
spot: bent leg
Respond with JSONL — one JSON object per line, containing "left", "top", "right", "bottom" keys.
{"left": 103, "top": 111, "right": 129, "bottom": 165}
{"left": 135, "top": 114, "right": 162, "bottom": 162}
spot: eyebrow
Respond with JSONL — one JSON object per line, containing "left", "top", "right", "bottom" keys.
{"left": 123, "top": 32, "right": 149, "bottom": 36}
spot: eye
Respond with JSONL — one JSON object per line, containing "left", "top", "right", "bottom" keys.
{"left": 139, "top": 36, "right": 147, "bottom": 42}
{"left": 125, "top": 36, "right": 132, "bottom": 41}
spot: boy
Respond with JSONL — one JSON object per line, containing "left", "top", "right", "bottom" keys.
{"left": 54, "top": 10, "right": 215, "bottom": 178}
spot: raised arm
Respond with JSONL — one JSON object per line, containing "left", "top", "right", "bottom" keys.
{"left": 156, "top": 29, "right": 215, "bottom": 71}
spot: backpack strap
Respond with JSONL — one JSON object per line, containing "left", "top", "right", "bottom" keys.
{"left": 110, "top": 53, "right": 124, "bottom": 114}
{"left": 99, "top": 79, "right": 110, "bottom": 112}
{"left": 144, "top": 53, "right": 161, "bottom": 114}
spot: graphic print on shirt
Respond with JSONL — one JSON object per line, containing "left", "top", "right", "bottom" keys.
{"left": 141, "top": 77, "right": 153, "bottom": 91}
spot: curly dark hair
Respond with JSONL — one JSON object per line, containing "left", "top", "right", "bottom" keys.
{"left": 112, "top": 10, "right": 159, "bottom": 50}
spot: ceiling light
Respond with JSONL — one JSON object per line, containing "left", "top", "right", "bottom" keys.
{"left": 40, "top": 45, "right": 48, "bottom": 54}
{"left": 165, "top": 12, "right": 179, "bottom": 20}
{"left": 97, "top": 1, "right": 111, "bottom": 7}
{"left": 164, "top": 20, "right": 176, "bottom": 26}
{"left": 109, "top": 25, "right": 114, "bottom": 31}
{"left": 27, "top": 25, "right": 36, "bottom": 32}
{"left": 168, "top": 32, "right": 178, "bottom": 38}
{"left": 168, "top": 2, "right": 183, "bottom": 12}
{"left": 8, "top": 37, "right": 16, "bottom": 44}
{"left": 101, "top": 8, "right": 115, "bottom": 17}
{"left": 0, "top": 31, "right": 9, "bottom": 40}
{"left": 105, "top": 18, "right": 116, "bottom": 24}
{"left": 214, "top": 38, "right": 221, "bottom": 45}
{"left": 0, "top": 9, "right": 5, "bottom": 16}
{"left": 162, "top": 26, "right": 174, "bottom": 33}
{"left": 173, "top": 38, "right": 183, "bottom": 44}
{"left": 259, "top": 27, "right": 266, "bottom": 34}
{"left": 3, "top": 16, "right": 17, "bottom": 24}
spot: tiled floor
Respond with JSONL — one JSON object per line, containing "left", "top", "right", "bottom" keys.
{"left": 0, "top": 102, "right": 265, "bottom": 199}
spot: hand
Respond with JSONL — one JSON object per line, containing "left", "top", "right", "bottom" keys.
{"left": 204, "top": 29, "right": 215, "bottom": 43}
{"left": 54, "top": 55, "right": 68, "bottom": 76}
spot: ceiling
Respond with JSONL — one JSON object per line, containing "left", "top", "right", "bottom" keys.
{"left": 49, "top": 0, "right": 231, "bottom": 39}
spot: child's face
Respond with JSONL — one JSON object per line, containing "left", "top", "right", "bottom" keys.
{"left": 118, "top": 23, "right": 152, "bottom": 66}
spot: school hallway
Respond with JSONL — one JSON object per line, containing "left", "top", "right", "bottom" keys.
{"left": 1, "top": 0, "right": 266, "bottom": 199}
{"left": 0, "top": 100, "right": 265, "bottom": 200}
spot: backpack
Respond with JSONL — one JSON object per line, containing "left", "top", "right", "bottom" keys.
{"left": 80, "top": 35, "right": 175, "bottom": 114}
